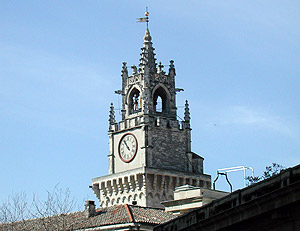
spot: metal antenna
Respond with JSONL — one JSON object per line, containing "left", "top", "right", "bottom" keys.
{"left": 213, "top": 166, "right": 255, "bottom": 192}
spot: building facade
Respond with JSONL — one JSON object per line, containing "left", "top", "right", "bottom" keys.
{"left": 155, "top": 164, "right": 300, "bottom": 231}
{"left": 91, "top": 29, "right": 211, "bottom": 208}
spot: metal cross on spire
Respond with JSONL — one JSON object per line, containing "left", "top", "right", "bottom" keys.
{"left": 137, "top": 7, "right": 149, "bottom": 29}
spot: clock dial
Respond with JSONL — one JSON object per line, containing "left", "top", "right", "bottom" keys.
{"left": 118, "top": 133, "right": 138, "bottom": 163}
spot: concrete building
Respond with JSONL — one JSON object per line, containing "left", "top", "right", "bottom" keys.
{"left": 91, "top": 28, "right": 211, "bottom": 209}
{"left": 162, "top": 185, "right": 228, "bottom": 215}
{"left": 154, "top": 164, "right": 300, "bottom": 231}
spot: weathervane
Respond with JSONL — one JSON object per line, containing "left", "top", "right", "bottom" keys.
{"left": 137, "top": 7, "right": 149, "bottom": 28}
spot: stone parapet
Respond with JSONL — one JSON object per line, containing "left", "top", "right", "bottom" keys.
{"left": 92, "top": 167, "right": 211, "bottom": 209}
{"left": 109, "top": 116, "right": 184, "bottom": 133}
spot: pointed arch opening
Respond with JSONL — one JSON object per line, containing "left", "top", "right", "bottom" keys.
{"left": 128, "top": 88, "right": 142, "bottom": 114}
{"left": 153, "top": 86, "right": 169, "bottom": 113}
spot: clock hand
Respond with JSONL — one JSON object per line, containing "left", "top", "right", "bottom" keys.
{"left": 123, "top": 140, "right": 130, "bottom": 151}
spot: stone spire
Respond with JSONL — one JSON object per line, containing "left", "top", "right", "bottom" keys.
{"left": 109, "top": 103, "right": 116, "bottom": 129}
{"left": 121, "top": 62, "right": 128, "bottom": 76}
{"left": 121, "top": 62, "right": 128, "bottom": 90}
{"left": 184, "top": 100, "right": 190, "bottom": 122}
{"left": 139, "top": 28, "right": 157, "bottom": 73}
{"left": 168, "top": 60, "right": 176, "bottom": 76}
{"left": 121, "top": 62, "right": 128, "bottom": 120}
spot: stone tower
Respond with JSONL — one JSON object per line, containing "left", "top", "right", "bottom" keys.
{"left": 92, "top": 29, "right": 211, "bottom": 208}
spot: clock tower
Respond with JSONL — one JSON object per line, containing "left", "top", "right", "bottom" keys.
{"left": 92, "top": 28, "right": 211, "bottom": 208}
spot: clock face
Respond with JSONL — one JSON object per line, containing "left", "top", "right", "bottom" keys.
{"left": 118, "top": 133, "right": 138, "bottom": 163}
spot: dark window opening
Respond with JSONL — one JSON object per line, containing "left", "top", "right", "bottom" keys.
{"left": 153, "top": 87, "right": 168, "bottom": 113}
{"left": 167, "top": 120, "right": 171, "bottom": 128}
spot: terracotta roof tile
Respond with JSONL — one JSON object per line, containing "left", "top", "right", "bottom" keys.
{"left": 130, "top": 206, "right": 177, "bottom": 224}
{"left": 0, "top": 204, "right": 177, "bottom": 230}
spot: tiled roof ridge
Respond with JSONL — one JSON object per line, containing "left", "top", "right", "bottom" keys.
{"left": 128, "top": 204, "right": 165, "bottom": 210}
{"left": 95, "top": 204, "right": 165, "bottom": 211}
{"left": 124, "top": 204, "right": 134, "bottom": 222}
{"left": 95, "top": 204, "right": 122, "bottom": 211}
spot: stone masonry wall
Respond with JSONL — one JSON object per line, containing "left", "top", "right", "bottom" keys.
{"left": 150, "top": 126, "right": 189, "bottom": 172}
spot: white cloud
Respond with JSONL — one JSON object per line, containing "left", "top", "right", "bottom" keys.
{"left": 217, "top": 105, "right": 299, "bottom": 139}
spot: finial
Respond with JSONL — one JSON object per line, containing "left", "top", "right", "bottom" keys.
{"left": 169, "top": 60, "right": 176, "bottom": 76}
{"left": 122, "top": 62, "right": 128, "bottom": 75}
{"left": 137, "top": 8, "right": 157, "bottom": 73}
{"left": 122, "top": 62, "right": 127, "bottom": 72}
{"left": 157, "top": 62, "right": 164, "bottom": 73}
{"left": 131, "top": 65, "right": 137, "bottom": 74}
{"left": 169, "top": 60, "right": 175, "bottom": 69}
{"left": 184, "top": 100, "right": 190, "bottom": 122}
{"left": 109, "top": 103, "right": 116, "bottom": 125}
{"left": 145, "top": 7, "right": 149, "bottom": 29}
{"left": 137, "top": 7, "right": 149, "bottom": 29}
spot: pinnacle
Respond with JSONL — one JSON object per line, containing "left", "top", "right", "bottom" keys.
{"left": 184, "top": 100, "right": 190, "bottom": 122}
{"left": 144, "top": 28, "right": 152, "bottom": 42}
{"left": 139, "top": 28, "right": 156, "bottom": 73}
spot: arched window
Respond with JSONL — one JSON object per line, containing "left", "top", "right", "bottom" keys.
{"left": 153, "top": 87, "right": 168, "bottom": 113}
{"left": 129, "top": 88, "right": 141, "bottom": 114}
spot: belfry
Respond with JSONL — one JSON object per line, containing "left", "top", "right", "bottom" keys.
{"left": 91, "top": 27, "right": 211, "bottom": 208}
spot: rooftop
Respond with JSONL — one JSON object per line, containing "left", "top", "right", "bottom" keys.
{"left": 0, "top": 204, "right": 177, "bottom": 230}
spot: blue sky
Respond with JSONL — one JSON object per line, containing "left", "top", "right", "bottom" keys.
{"left": 0, "top": 1, "right": 299, "bottom": 206}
